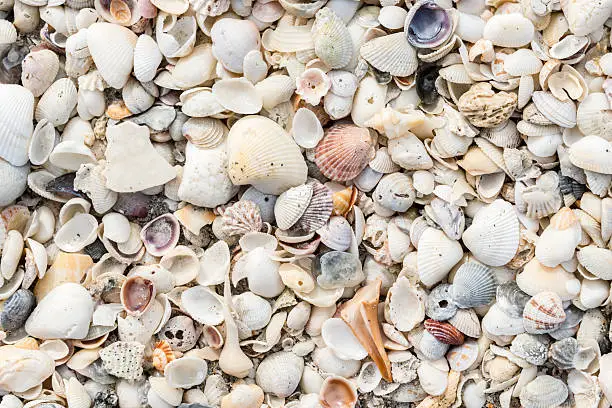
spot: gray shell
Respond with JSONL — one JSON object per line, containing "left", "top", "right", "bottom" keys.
{"left": 549, "top": 337, "right": 578, "bottom": 370}
{"left": 425, "top": 284, "right": 457, "bottom": 321}
{"left": 509, "top": 333, "right": 549, "bottom": 366}
{"left": 496, "top": 281, "right": 530, "bottom": 318}
{"left": 449, "top": 262, "right": 497, "bottom": 308}
{"left": 0, "top": 289, "right": 36, "bottom": 332}
{"left": 315, "top": 251, "right": 364, "bottom": 289}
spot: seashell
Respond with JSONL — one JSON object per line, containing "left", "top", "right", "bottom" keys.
{"left": 339, "top": 280, "right": 392, "bottom": 381}
{"left": 227, "top": 115, "right": 307, "bottom": 195}
{"left": 386, "top": 276, "right": 425, "bottom": 332}
{"left": 576, "top": 246, "right": 612, "bottom": 280}
{"left": 324, "top": 92, "right": 353, "bottom": 120}
{"left": 133, "top": 34, "right": 163, "bottom": 83}
{"left": 99, "top": 341, "right": 144, "bottom": 380}
{"left": 319, "top": 376, "right": 358, "bottom": 408}
{"left": 316, "top": 250, "right": 363, "bottom": 289}
{"left": 315, "top": 124, "right": 373, "bottom": 181}
{"left": 152, "top": 340, "right": 175, "bottom": 371}
{"left": 49, "top": 141, "right": 96, "bottom": 171}
{"left": 295, "top": 68, "right": 331, "bottom": 106}
{"left": 447, "top": 308, "right": 480, "bottom": 338}
{"left": 416, "top": 359, "right": 449, "bottom": 396}
{"left": 212, "top": 78, "right": 263, "bottom": 115}
{"left": 294, "top": 182, "right": 334, "bottom": 233}
{"left": 417, "top": 227, "right": 463, "bottom": 287}
{"left": 365, "top": 106, "right": 425, "bottom": 140}
{"left": 275, "top": 184, "right": 314, "bottom": 230}
{"left": 0, "top": 85, "right": 34, "bottom": 167}
{"left": 54, "top": 213, "right": 98, "bottom": 253}
{"left": 287, "top": 301, "right": 311, "bottom": 332}
{"left": 243, "top": 50, "right": 268, "bottom": 84}
{"left": 292, "top": 108, "right": 324, "bottom": 149}
{"left": 457, "top": 82, "right": 517, "bottom": 129}
{"left": 576, "top": 93, "right": 611, "bottom": 141}
{"left": 509, "top": 333, "right": 549, "bottom": 366}
{"left": 519, "top": 375, "right": 568, "bottom": 408}
{"left": 321, "top": 317, "right": 368, "bottom": 360}
{"left": 495, "top": 281, "right": 530, "bottom": 319}
{"left": 87, "top": 23, "right": 137, "bottom": 89}
{"left": 351, "top": 75, "right": 387, "bottom": 127}
{"left": 312, "top": 8, "right": 353, "bottom": 69}
{"left": 522, "top": 291, "right": 566, "bottom": 334}
{"left": 535, "top": 207, "right": 581, "bottom": 267}
{"left": 21, "top": 50, "right": 60, "bottom": 98}
{"left": 181, "top": 286, "right": 224, "bottom": 326}
{"left": 327, "top": 70, "right": 358, "bottom": 98}
{"left": 529, "top": 91, "right": 576, "bottom": 129}
{"left": 221, "top": 200, "right": 263, "bottom": 237}
{"left": 255, "top": 351, "right": 304, "bottom": 397}
{"left": 450, "top": 262, "right": 497, "bottom": 308}
{"left": 221, "top": 384, "right": 264, "bottom": 408}
{"left": 482, "top": 302, "right": 525, "bottom": 337}
{"left": 483, "top": 13, "right": 534, "bottom": 47}
{"left": 243, "top": 248, "right": 284, "bottom": 298}
{"left": 155, "top": 14, "right": 196, "bottom": 59}
{"left": 233, "top": 291, "right": 272, "bottom": 330}
{"left": 447, "top": 340, "right": 478, "bottom": 371}
{"left": 404, "top": 1, "right": 453, "bottom": 49}
{"left": 64, "top": 377, "right": 91, "bottom": 408}
{"left": 516, "top": 258, "right": 581, "bottom": 301}
{"left": 165, "top": 357, "right": 207, "bottom": 389}
{"left": 503, "top": 48, "right": 542, "bottom": 77}
{"left": 120, "top": 276, "right": 155, "bottom": 317}
{"left": 462, "top": 199, "right": 519, "bottom": 267}
{"left": 1, "top": 289, "right": 36, "bottom": 333}
{"left": 424, "top": 319, "right": 464, "bottom": 345}
{"left": 373, "top": 173, "right": 415, "bottom": 213}
{"left": 561, "top": 0, "right": 612, "bottom": 36}
{"left": 159, "top": 316, "right": 198, "bottom": 352}
{"left": 138, "top": 214, "right": 180, "bottom": 257}
{"left": 568, "top": 136, "right": 612, "bottom": 175}
{"left": 0, "top": 346, "right": 55, "bottom": 393}
{"left": 211, "top": 19, "right": 260, "bottom": 74}
{"left": 255, "top": 75, "right": 295, "bottom": 111}
{"left": 361, "top": 32, "right": 418, "bottom": 77}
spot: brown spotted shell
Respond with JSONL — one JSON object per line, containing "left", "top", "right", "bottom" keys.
{"left": 522, "top": 291, "right": 566, "bottom": 334}
{"left": 221, "top": 200, "right": 263, "bottom": 236}
{"left": 424, "top": 319, "right": 465, "bottom": 345}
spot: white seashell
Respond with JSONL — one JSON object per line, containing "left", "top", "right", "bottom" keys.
{"left": 104, "top": 122, "right": 177, "bottom": 192}
{"left": 87, "top": 23, "right": 137, "bottom": 89}
{"left": 455, "top": 11, "right": 485, "bottom": 43}
{"left": 360, "top": 32, "right": 418, "bottom": 77}
{"left": 351, "top": 75, "right": 387, "bottom": 127}
{"left": 568, "top": 135, "right": 612, "bottom": 175}
{"left": 197, "top": 240, "right": 230, "bottom": 286}
{"left": 0, "top": 346, "right": 55, "bottom": 393}
{"left": 417, "top": 227, "right": 463, "bottom": 287}
{"left": 417, "top": 360, "right": 448, "bottom": 397}
{"left": 211, "top": 18, "right": 260, "bottom": 74}
{"left": 504, "top": 49, "right": 543, "bottom": 76}
{"left": 516, "top": 258, "right": 581, "bottom": 301}
{"left": 243, "top": 50, "right": 268, "bottom": 84}
{"left": 55, "top": 213, "right": 98, "bottom": 252}
{"left": 576, "top": 93, "right": 612, "bottom": 140}
{"left": 0, "top": 85, "right": 34, "bottom": 166}
{"left": 1, "top": 230, "right": 23, "bottom": 281}
{"left": 385, "top": 276, "right": 425, "bottom": 332}
{"left": 0, "top": 159, "right": 29, "bottom": 207}
{"left": 21, "top": 49, "right": 60, "bottom": 97}
{"left": 378, "top": 6, "right": 407, "bottom": 30}
{"left": 28, "top": 119, "right": 55, "bottom": 166}
{"left": 155, "top": 14, "right": 196, "bottom": 59}
{"left": 226, "top": 115, "right": 307, "bottom": 195}
{"left": 292, "top": 108, "right": 324, "bottom": 149}
{"left": 531, "top": 91, "right": 576, "bottom": 128}
{"left": 244, "top": 247, "right": 284, "bottom": 298}
{"left": 577, "top": 246, "right": 612, "bottom": 280}
{"left": 317, "top": 217, "right": 353, "bottom": 252}
{"left": 49, "top": 141, "right": 96, "bottom": 171}
{"left": 255, "top": 75, "right": 296, "bottom": 111}
{"left": 357, "top": 361, "right": 383, "bottom": 393}
{"left": 321, "top": 317, "right": 368, "bottom": 360}
{"left": 233, "top": 291, "right": 272, "bottom": 330}
{"left": 562, "top": 0, "right": 612, "bottom": 36}
{"left": 164, "top": 357, "right": 207, "bottom": 388}
{"left": 295, "top": 68, "right": 331, "bottom": 106}
{"left": 519, "top": 375, "right": 568, "bottom": 408}
{"left": 255, "top": 351, "right": 304, "bottom": 397}
{"left": 212, "top": 78, "right": 263, "bottom": 114}
{"left": 149, "top": 376, "right": 183, "bottom": 406}
{"left": 181, "top": 286, "right": 224, "bottom": 326}
{"left": 133, "top": 35, "right": 163, "bottom": 83}
{"left": 462, "top": 199, "right": 519, "bottom": 267}
{"left": 312, "top": 7, "right": 353, "bottom": 69}
{"left": 64, "top": 377, "right": 91, "bottom": 408}
{"left": 483, "top": 13, "right": 535, "bottom": 47}
{"left": 535, "top": 207, "right": 582, "bottom": 267}
{"left": 388, "top": 134, "right": 432, "bottom": 170}
{"left": 312, "top": 346, "right": 360, "bottom": 378}
{"left": 160, "top": 246, "right": 199, "bottom": 286}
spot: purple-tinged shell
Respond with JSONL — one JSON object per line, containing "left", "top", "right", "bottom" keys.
{"left": 140, "top": 214, "right": 180, "bottom": 256}
{"left": 120, "top": 276, "right": 156, "bottom": 316}
{"left": 404, "top": 1, "right": 453, "bottom": 49}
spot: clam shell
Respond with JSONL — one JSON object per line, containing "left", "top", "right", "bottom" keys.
{"left": 140, "top": 214, "right": 180, "bottom": 257}
{"left": 315, "top": 124, "right": 374, "bottom": 181}
{"left": 49, "top": 141, "right": 96, "bottom": 171}
{"left": 351, "top": 75, "right": 387, "bottom": 127}
{"left": 482, "top": 303, "right": 525, "bottom": 336}
{"left": 535, "top": 207, "right": 582, "bottom": 267}
{"left": 274, "top": 184, "right": 314, "bottom": 230}
{"left": 233, "top": 291, "right": 272, "bottom": 330}
{"left": 385, "top": 277, "right": 425, "bottom": 332}
{"left": 388, "top": 134, "right": 432, "bottom": 170}
{"left": 317, "top": 217, "right": 352, "bottom": 252}
{"left": 449, "top": 262, "right": 496, "bottom": 308}
{"left": 87, "top": 22, "right": 137, "bottom": 89}
{"left": 423, "top": 319, "right": 464, "bottom": 345}
{"left": 404, "top": 0, "right": 454, "bottom": 50}
{"left": 227, "top": 115, "right": 307, "bottom": 195}
{"left": 568, "top": 135, "right": 612, "bottom": 175}
{"left": 510, "top": 333, "right": 548, "bottom": 366}
{"left": 155, "top": 14, "right": 196, "bottom": 59}
{"left": 516, "top": 258, "right": 581, "bottom": 301}
{"left": 181, "top": 286, "right": 224, "bottom": 326}
{"left": 447, "top": 308, "right": 480, "bottom": 338}
{"left": 373, "top": 173, "right": 415, "bottom": 212}
{"left": 212, "top": 78, "right": 263, "bottom": 115}
{"left": 519, "top": 375, "right": 568, "bottom": 408}
{"left": 417, "top": 228, "right": 463, "bottom": 287}
{"left": 576, "top": 246, "right": 612, "bottom": 280}
{"left": 55, "top": 213, "right": 98, "bottom": 253}
{"left": 408, "top": 326, "right": 449, "bottom": 360}
{"left": 28, "top": 119, "right": 56, "bottom": 166}
{"left": 504, "top": 49, "right": 543, "bottom": 77}
{"left": 312, "top": 7, "right": 353, "bottom": 69}
{"left": 0, "top": 159, "right": 29, "bottom": 207}
{"left": 255, "top": 351, "right": 304, "bottom": 397}
{"left": 360, "top": 32, "right": 417, "bottom": 77}
{"left": 159, "top": 246, "right": 199, "bottom": 286}
{"left": 164, "top": 357, "right": 207, "bottom": 388}
{"left": 255, "top": 75, "right": 295, "bottom": 111}
{"left": 320, "top": 376, "right": 358, "bottom": 408}
{"left": 576, "top": 93, "right": 611, "bottom": 140}
{"left": 462, "top": 199, "right": 519, "bottom": 267}
{"left": 21, "top": 50, "right": 60, "bottom": 97}
{"left": 328, "top": 70, "right": 358, "bottom": 98}
{"left": 133, "top": 34, "right": 163, "bottom": 83}
{"left": 446, "top": 340, "right": 478, "bottom": 371}
{"left": 321, "top": 317, "right": 368, "bottom": 360}
{"left": 292, "top": 108, "right": 324, "bottom": 149}
{"left": 531, "top": 91, "right": 576, "bottom": 128}
{"left": 120, "top": 276, "right": 155, "bottom": 316}
{"left": 211, "top": 18, "right": 260, "bottom": 74}
{"left": 523, "top": 292, "right": 566, "bottom": 334}
{"left": 0, "top": 289, "right": 36, "bottom": 333}
{"left": 0, "top": 85, "right": 34, "bottom": 167}
{"left": 483, "top": 13, "right": 535, "bottom": 47}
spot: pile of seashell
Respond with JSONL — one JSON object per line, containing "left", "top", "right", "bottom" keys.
{"left": 1, "top": 0, "right": 612, "bottom": 406}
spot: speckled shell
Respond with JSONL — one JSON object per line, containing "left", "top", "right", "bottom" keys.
{"left": 457, "top": 83, "right": 518, "bottom": 128}
{"left": 315, "top": 124, "right": 374, "bottom": 181}
{"left": 449, "top": 262, "right": 497, "bottom": 308}
{"left": 311, "top": 7, "right": 353, "bottom": 69}
{"left": 373, "top": 173, "right": 416, "bottom": 213}
{"left": 99, "top": 341, "right": 145, "bottom": 380}
{"left": 446, "top": 340, "right": 478, "bottom": 371}
{"left": 510, "top": 333, "right": 548, "bottom": 366}
{"left": 523, "top": 292, "right": 566, "bottom": 334}
{"left": 423, "top": 319, "right": 464, "bottom": 345}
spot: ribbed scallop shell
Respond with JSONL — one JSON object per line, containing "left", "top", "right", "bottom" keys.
{"left": 417, "top": 227, "right": 463, "bottom": 287}
{"left": 549, "top": 337, "right": 578, "bottom": 370}
{"left": 152, "top": 340, "right": 175, "bottom": 371}
{"left": 523, "top": 291, "right": 566, "bottom": 334}
{"left": 450, "top": 262, "right": 497, "bottom": 308}
{"left": 447, "top": 308, "right": 480, "bottom": 338}
{"left": 311, "top": 7, "right": 353, "bottom": 69}
{"left": 0, "top": 159, "right": 29, "bottom": 207}
{"left": 274, "top": 184, "right": 314, "bottom": 230}
{"left": 87, "top": 22, "right": 137, "bottom": 89}
{"left": 480, "top": 120, "right": 520, "bottom": 148}
{"left": 0, "top": 85, "right": 34, "bottom": 167}
{"left": 576, "top": 93, "right": 610, "bottom": 139}
{"left": 423, "top": 319, "right": 464, "bottom": 345}
{"left": 532, "top": 91, "right": 577, "bottom": 128}
{"left": 221, "top": 200, "right": 263, "bottom": 236}
{"left": 519, "top": 375, "right": 568, "bottom": 408}
{"left": 183, "top": 118, "right": 226, "bottom": 149}
{"left": 315, "top": 124, "right": 373, "bottom": 181}
{"left": 360, "top": 32, "right": 418, "bottom": 77}
{"left": 369, "top": 147, "right": 400, "bottom": 174}
{"left": 233, "top": 291, "right": 272, "bottom": 330}
{"left": 133, "top": 34, "right": 163, "bottom": 83}
{"left": 568, "top": 135, "right": 612, "bottom": 175}
{"left": 293, "top": 181, "right": 333, "bottom": 233}
{"left": 227, "top": 115, "right": 308, "bottom": 195}
{"left": 461, "top": 199, "right": 519, "bottom": 267}
{"left": 576, "top": 246, "right": 612, "bottom": 280}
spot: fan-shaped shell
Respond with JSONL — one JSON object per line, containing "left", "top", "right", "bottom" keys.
{"left": 87, "top": 22, "right": 137, "bottom": 89}
{"left": 373, "top": 173, "right": 415, "bottom": 213}
{"left": 577, "top": 246, "right": 612, "bottom": 280}
{"left": 462, "top": 199, "right": 519, "bottom": 267}
{"left": 0, "top": 85, "right": 34, "bottom": 167}
{"left": 255, "top": 351, "right": 304, "bottom": 398}
{"left": 227, "top": 115, "right": 307, "bottom": 195}
{"left": 274, "top": 184, "right": 314, "bottom": 230}
{"left": 21, "top": 49, "right": 60, "bottom": 97}
{"left": 233, "top": 291, "right": 272, "bottom": 331}
{"left": 523, "top": 292, "right": 566, "bottom": 334}
{"left": 568, "top": 135, "right": 612, "bottom": 175}
{"left": 0, "top": 159, "right": 29, "bottom": 207}
{"left": 450, "top": 262, "right": 496, "bottom": 308}
{"left": 294, "top": 181, "right": 334, "bottom": 233}
{"left": 417, "top": 227, "right": 463, "bottom": 287}
{"left": 448, "top": 309, "right": 481, "bottom": 338}
{"left": 133, "top": 34, "right": 163, "bottom": 83}
{"left": 519, "top": 375, "right": 569, "bottom": 408}
{"left": 531, "top": 91, "right": 577, "bottom": 128}
{"left": 312, "top": 7, "right": 353, "bottom": 69}
{"left": 360, "top": 32, "right": 417, "bottom": 77}
{"left": 424, "top": 319, "right": 464, "bottom": 345}
{"left": 315, "top": 124, "right": 374, "bottom": 181}
{"left": 447, "top": 340, "right": 478, "bottom": 371}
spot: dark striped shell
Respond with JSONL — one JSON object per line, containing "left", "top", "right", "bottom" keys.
{"left": 0, "top": 289, "right": 36, "bottom": 332}
{"left": 424, "top": 319, "right": 465, "bottom": 345}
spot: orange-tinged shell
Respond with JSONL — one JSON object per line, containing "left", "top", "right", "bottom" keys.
{"left": 110, "top": 0, "right": 132, "bottom": 25}
{"left": 339, "top": 279, "right": 392, "bottom": 382}
{"left": 424, "top": 319, "right": 465, "bottom": 345}
{"left": 120, "top": 276, "right": 156, "bottom": 316}
{"left": 152, "top": 340, "right": 175, "bottom": 371}
{"left": 319, "top": 376, "right": 358, "bottom": 408}
{"left": 332, "top": 185, "right": 358, "bottom": 217}
{"left": 106, "top": 100, "right": 132, "bottom": 120}
{"left": 315, "top": 125, "right": 374, "bottom": 181}
{"left": 14, "top": 337, "right": 39, "bottom": 350}
{"left": 523, "top": 291, "right": 566, "bottom": 334}
{"left": 221, "top": 200, "right": 263, "bottom": 236}
{"left": 549, "top": 207, "right": 579, "bottom": 230}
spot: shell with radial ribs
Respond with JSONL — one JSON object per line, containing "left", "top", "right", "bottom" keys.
{"left": 522, "top": 292, "right": 566, "bottom": 334}
{"left": 221, "top": 200, "right": 263, "bottom": 236}
{"left": 314, "top": 124, "right": 374, "bottom": 181}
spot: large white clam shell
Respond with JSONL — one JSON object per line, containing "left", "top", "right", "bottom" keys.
{"left": 212, "top": 78, "right": 263, "bottom": 115}
{"left": 133, "top": 34, "right": 163, "bottom": 83}
{"left": 321, "top": 317, "right": 368, "bottom": 361}
{"left": 87, "top": 22, "right": 137, "bottom": 89}
{"left": 55, "top": 213, "right": 98, "bottom": 252}
{"left": 483, "top": 13, "right": 535, "bottom": 47}
{"left": 181, "top": 286, "right": 224, "bottom": 326}
{"left": 0, "top": 85, "right": 34, "bottom": 167}
{"left": 164, "top": 357, "right": 208, "bottom": 389}
{"left": 417, "top": 227, "right": 463, "bottom": 287}
{"left": 0, "top": 158, "right": 29, "bottom": 207}
{"left": 211, "top": 18, "right": 260, "bottom": 74}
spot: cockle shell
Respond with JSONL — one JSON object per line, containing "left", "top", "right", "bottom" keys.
{"left": 233, "top": 291, "right": 272, "bottom": 330}
{"left": 360, "top": 32, "right": 417, "bottom": 77}
{"left": 315, "top": 124, "right": 374, "bottom": 181}
{"left": 417, "top": 227, "right": 463, "bottom": 287}
{"left": 0, "top": 159, "right": 29, "bottom": 207}
{"left": 227, "top": 115, "right": 307, "bottom": 195}
{"left": 523, "top": 291, "right": 566, "bottom": 334}
{"left": 211, "top": 18, "right": 260, "bottom": 74}
{"left": 568, "top": 136, "right": 612, "bottom": 175}
{"left": 450, "top": 262, "right": 497, "bottom": 308}
{"left": 133, "top": 34, "right": 163, "bottom": 83}
{"left": 576, "top": 246, "right": 612, "bottom": 280}
{"left": 274, "top": 184, "right": 314, "bottom": 230}
{"left": 87, "top": 23, "right": 137, "bottom": 89}
{"left": 519, "top": 375, "right": 568, "bottom": 408}
{"left": 221, "top": 200, "right": 263, "bottom": 236}
{"left": 255, "top": 351, "right": 304, "bottom": 397}
{"left": 312, "top": 7, "right": 352, "bottom": 69}
{"left": 373, "top": 172, "right": 415, "bottom": 212}
{"left": 21, "top": 49, "right": 60, "bottom": 97}
{"left": 531, "top": 91, "right": 577, "bottom": 128}
{"left": 424, "top": 319, "right": 464, "bottom": 345}
{"left": 164, "top": 357, "right": 208, "bottom": 388}
{"left": 0, "top": 85, "right": 34, "bottom": 167}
